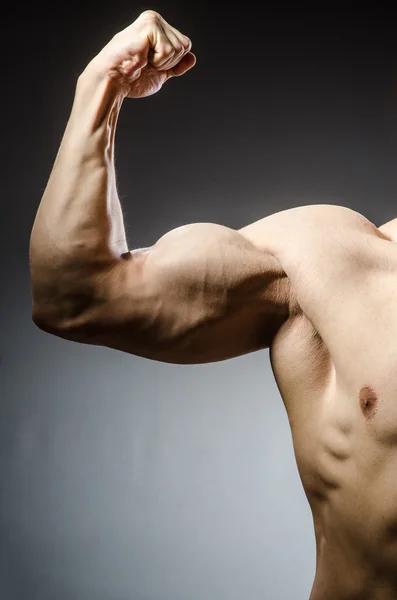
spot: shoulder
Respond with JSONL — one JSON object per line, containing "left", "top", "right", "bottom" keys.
{"left": 239, "top": 202, "right": 382, "bottom": 317}
{"left": 240, "top": 203, "right": 377, "bottom": 244}
{"left": 239, "top": 203, "right": 379, "bottom": 271}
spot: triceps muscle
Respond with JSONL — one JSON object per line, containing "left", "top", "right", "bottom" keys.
{"left": 64, "top": 223, "right": 290, "bottom": 363}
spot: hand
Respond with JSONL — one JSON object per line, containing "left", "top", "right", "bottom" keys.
{"left": 88, "top": 10, "right": 196, "bottom": 99}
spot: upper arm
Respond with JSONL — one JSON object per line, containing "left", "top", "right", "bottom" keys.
{"left": 51, "top": 222, "right": 291, "bottom": 363}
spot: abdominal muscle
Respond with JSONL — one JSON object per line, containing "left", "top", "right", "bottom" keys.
{"left": 268, "top": 220, "right": 397, "bottom": 599}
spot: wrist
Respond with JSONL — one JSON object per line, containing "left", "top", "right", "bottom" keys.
{"left": 71, "top": 62, "right": 125, "bottom": 132}
{"left": 78, "top": 60, "right": 126, "bottom": 101}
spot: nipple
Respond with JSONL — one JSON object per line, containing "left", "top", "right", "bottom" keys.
{"left": 359, "top": 385, "right": 378, "bottom": 419}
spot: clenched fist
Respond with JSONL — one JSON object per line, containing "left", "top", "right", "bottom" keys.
{"left": 87, "top": 10, "right": 196, "bottom": 98}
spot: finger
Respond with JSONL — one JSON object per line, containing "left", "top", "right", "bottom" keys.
{"left": 147, "top": 21, "right": 176, "bottom": 68}
{"left": 156, "top": 26, "right": 186, "bottom": 71}
{"left": 159, "top": 17, "right": 192, "bottom": 54}
{"left": 166, "top": 52, "right": 196, "bottom": 79}
{"left": 166, "top": 24, "right": 192, "bottom": 54}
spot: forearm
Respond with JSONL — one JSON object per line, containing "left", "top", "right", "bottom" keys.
{"left": 30, "top": 67, "right": 128, "bottom": 322}
{"left": 30, "top": 10, "right": 196, "bottom": 332}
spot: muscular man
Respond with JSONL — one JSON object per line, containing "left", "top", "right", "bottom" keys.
{"left": 29, "top": 10, "right": 397, "bottom": 599}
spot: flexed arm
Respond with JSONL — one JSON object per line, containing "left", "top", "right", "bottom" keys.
{"left": 30, "top": 10, "right": 195, "bottom": 328}
{"left": 30, "top": 10, "right": 290, "bottom": 363}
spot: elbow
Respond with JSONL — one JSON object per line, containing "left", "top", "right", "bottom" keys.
{"left": 29, "top": 258, "right": 119, "bottom": 340}
{"left": 32, "top": 304, "right": 65, "bottom": 335}
{"left": 31, "top": 303, "right": 92, "bottom": 342}
{"left": 30, "top": 280, "right": 99, "bottom": 337}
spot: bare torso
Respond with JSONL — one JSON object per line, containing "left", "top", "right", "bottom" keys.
{"left": 242, "top": 204, "right": 397, "bottom": 599}
{"left": 28, "top": 10, "right": 397, "bottom": 595}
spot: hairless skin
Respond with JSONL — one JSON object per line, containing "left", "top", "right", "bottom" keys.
{"left": 30, "top": 10, "right": 397, "bottom": 599}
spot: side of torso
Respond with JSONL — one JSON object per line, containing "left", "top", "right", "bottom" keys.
{"left": 243, "top": 204, "right": 397, "bottom": 597}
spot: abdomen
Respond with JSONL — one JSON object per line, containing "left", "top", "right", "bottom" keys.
{"left": 269, "top": 207, "right": 397, "bottom": 596}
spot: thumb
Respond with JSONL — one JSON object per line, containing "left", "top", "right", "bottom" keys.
{"left": 168, "top": 52, "right": 196, "bottom": 77}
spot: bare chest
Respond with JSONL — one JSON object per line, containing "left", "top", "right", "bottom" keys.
{"left": 268, "top": 205, "right": 397, "bottom": 476}
{"left": 261, "top": 206, "right": 397, "bottom": 588}
{"left": 271, "top": 232, "right": 397, "bottom": 580}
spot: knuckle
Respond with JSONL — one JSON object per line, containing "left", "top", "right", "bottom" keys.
{"left": 182, "top": 37, "right": 192, "bottom": 50}
{"left": 158, "top": 42, "right": 175, "bottom": 58}
{"left": 140, "top": 10, "right": 160, "bottom": 22}
{"left": 133, "top": 51, "right": 148, "bottom": 68}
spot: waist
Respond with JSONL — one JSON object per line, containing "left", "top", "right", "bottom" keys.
{"left": 307, "top": 452, "right": 397, "bottom": 599}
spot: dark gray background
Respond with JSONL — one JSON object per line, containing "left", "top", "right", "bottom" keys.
{"left": 2, "top": 2, "right": 397, "bottom": 599}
